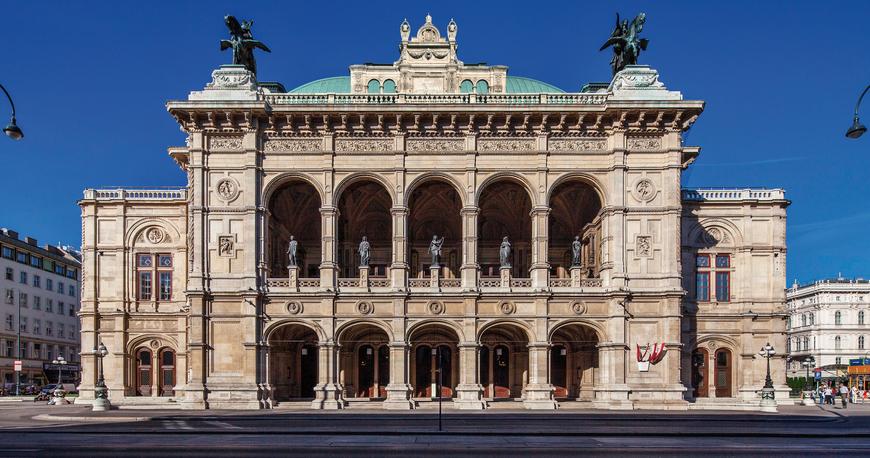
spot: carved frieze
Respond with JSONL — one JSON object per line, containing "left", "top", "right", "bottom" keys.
{"left": 209, "top": 136, "right": 243, "bottom": 151}
{"left": 626, "top": 136, "right": 662, "bottom": 151}
{"left": 335, "top": 138, "right": 393, "bottom": 153}
{"left": 477, "top": 138, "right": 535, "bottom": 153}
{"left": 263, "top": 138, "right": 321, "bottom": 153}
{"left": 406, "top": 138, "right": 464, "bottom": 153}
{"left": 549, "top": 139, "right": 607, "bottom": 152}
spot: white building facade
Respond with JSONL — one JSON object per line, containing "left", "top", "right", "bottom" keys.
{"left": 786, "top": 278, "right": 870, "bottom": 378}
{"left": 0, "top": 228, "right": 82, "bottom": 388}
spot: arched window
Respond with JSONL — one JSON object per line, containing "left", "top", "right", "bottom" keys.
{"left": 859, "top": 311, "right": 865, "bottom": 325}
{"left": 835, "top": 311, "right": 842, "bottom": 325}
{"left": 859, "top": 336, "right": 865, "bottom": 350}
{"left": 459, "top": 79, "right": 473, "bottom": 94}
{"left": 382, "top": 79, "right": 396, "bottom": 94}
{"left": 475, "top": 80, "right": 489, "bottom": 94}
{"left": 835, "top": 335, "right": 841, "bottom": 350}
{"left": 367, "top": 79, "right": 381, "bottom": 94}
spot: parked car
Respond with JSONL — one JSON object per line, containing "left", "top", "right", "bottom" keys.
{"left": 40, "top": 383, "right": 77, "bottom": 395}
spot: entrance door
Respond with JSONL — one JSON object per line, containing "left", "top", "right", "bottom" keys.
{"left": 377, "top": 345, "right": 390, "bottom": 398}
{"left": 714, "top": 349, "right": 732, "bottom": 397}
{"left": 493, "top": 345, "right": 510, "bottom": 398}
{"left": 692, "top": 348, "right": 709, "bottom": 398}
{"left": 551, "top": 345, "right": 567, "bottom": 398}
{"left": 300, "top": 344, "right": 318, "bottom": 398}
{"left": 357, "top": 345, "right": 375, "bottom": 397}
{"left": 158, "top": 349, "right": 175, "bottom": 396}
{"left": 480, "top": 346, "right": 491, "bottom": 397}
{"left": 436, "top": 345, "right": 453, "bottom": 398}
{"left": 136, "top": 349, "right": 152, "bottom": 396}
{"left": 415, "top": 346, "right": 432, "bottom": 397}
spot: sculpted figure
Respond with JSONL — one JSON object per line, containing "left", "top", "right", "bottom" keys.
{"left": 286, "top": 235, "right": 298, "bottom": 267}
{"left": 571, "top": 236, "right": 582, "bottom": 266}
{"left": 499, "top": 236, "right": 512, "bottom": 268}
{"left": 429, "top": 235, "right": 444, "bottom": 267}
{"left": 358, "top": 236, "right": 370, "bottom": 267}
{"left": 599, "top": 12, "right": 649, "bottom": 76}
{"left": 220, "top": 15, "right": 271, "bottom": 75}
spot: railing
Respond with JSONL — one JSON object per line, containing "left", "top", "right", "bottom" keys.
{"left": 298, "top": 279, "right": 320, "bottom": 288}
{"left": 681, "top": 188, "right": 785, "bottom": 202}
{"left": 369, "top": 278, "right": 390, "bottom": 288}
{"left": 510, "top": 278, "right": 532, "bottom": 288}
{"left": 548, "top": 278, "right": 572, "bottom": 287}
{"left": 337, "top": 278, "right": 358, "bottom": 288}
{"left": 263, "top": 92, "right": 608, "bottom": 106}
{"left": 266, "top": 278, "right": 289, "bottom": 288}
{"left": 578, "top": 278, "right": 603, "bottom": 287}
{"left": 83, "top": 188, "right": 187, "bottom": 201}
{"left": 408, "top": 278, "right": 430, "bottom": 288}
{"left": 479, "top": 278, "right": 502, "bottom": 288}
{"left": 440, "top": 279, "right": 462, "bottom": 288}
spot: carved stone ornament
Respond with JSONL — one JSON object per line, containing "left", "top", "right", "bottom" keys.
{"left": 549, "top": 139, "right": 607, "bottom": 152}
{"left": 611, "top": 69, "right": 664, "bottom": 91}
{"left": 499, "top": 301, "right": 516, "bottom": 315}
{"left": 636, "top": 235, "right": 652, "bottom": 258}
{"left": 633, "top": 178, "right": 656, "bottom": 202}
{"left": 209, "top": 136, "right": 244, "bottom": 151}
{"left": 286, "top": 301, "right": 303, "bottom": 315}
{"left": 149, "top": 339, "right": 161, "bottom": 349}
{"left": 406, "top": 138, "right": 464, "bottom": 153}
{"left": 206, "top": 66, "right": 257, "bottom": 90}
{"left": 707, "top": 341, "right": 718, "bottom": 350}
{"left": 428, "top": 301, "right": 445, "bottom": 315}
{"left": 264, "top": 138, "right": 321, "bottom": 153}
{"left": 145, "top": 228, "right": 165, "bottom": 244}
{"left": 626, "top": 137, "right": 662, "bottom": 151}
{"left": 478, "top": 138, "right": 535, "bottom": 153}
{"left": 357, "top": 301, "right": 374, "bottom": 315}
{"left": 335, "top": 138, "right": 393, "bottom": 153}
{"left": 215, "top": 177, "right": 241, "bottom": 202}
{"left": 702, "top": 227, "right": 732, "bottom": 246}
{"left": 217, "top": 235, "right": 235, "bottom": 257}
{"left": 570, "top": 301, "right": 587, "bottom": 315}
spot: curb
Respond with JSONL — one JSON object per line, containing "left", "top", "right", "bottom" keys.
{"left": 32, "top": 414, "right": 150, "bottom": 423}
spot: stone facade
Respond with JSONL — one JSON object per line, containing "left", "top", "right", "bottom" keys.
{"left": 77, "top": 16, "right": 789, "bottom": 410}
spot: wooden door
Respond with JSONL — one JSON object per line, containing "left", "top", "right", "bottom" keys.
{"left": 158, "top": 349, "right": 175, "bottom": 396}
{"left": 415, "top": 346, "right": 432, "bottom": 397}
{"left": 480, "top": 346, "right": 491, "bottom": 397}
{"left": 692, "top": 348, "right": 709, "bottom": 398}
{"left": 551, "top": 345, "right": 568, "bottom": 398}
{"left": 377, "top": 345, "right": 389, "bottom": 398}
{"left": 493, "top": 345, "right": 510, "bottom": 398}
{"left": 436, "top": 345, "right": 453, "bottom": 397}
{"left": 357, "top": 345, "right": 375, "bottom": 397}
{"left": 300, "top": 345, "right": 318, "bottom": 398}
{"left": 714, "top": 349, "right": 732, "bottom": 397}
{"left": 136, "top": 349, "right": 152, "bottom": 396}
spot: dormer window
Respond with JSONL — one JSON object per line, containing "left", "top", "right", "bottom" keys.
{"left": 367, "top": 79, "right": 380, "bottom": 94}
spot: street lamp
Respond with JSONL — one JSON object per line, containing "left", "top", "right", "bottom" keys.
{"left": 846, "top": 84, "right": 869, "bottom": 139}
{"left": 50, "top": 356, "right": 68, "bottom": 405}
{"left": 759, "top": 342, "right": 777, "bottom": 410}
{"left": 0, "top": 83, "right": 23, "bottom": 140}
{"left": 92, "top": 342, "right": 111, "bottom": 411}
{"left": 801, "top": 356, "right": 816, "bottom": 390}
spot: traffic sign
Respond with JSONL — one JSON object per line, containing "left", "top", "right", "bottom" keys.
{"left": 814, "top": 371, "right": 822, "bottom": 381}
{"left": 13, "top": 360, "right": 22, "bottom": 371}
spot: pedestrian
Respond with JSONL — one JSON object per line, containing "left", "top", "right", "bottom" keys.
{"left": 839, "top": 383, "right": 849, "bottom": 409}
{"left": 863, "top": 389, "right": 868, "bottom": 404}
{"left": 850, "top": 385, "right": 858, "bottom": 404}
{"left": 823, "top": 385, "right": 833, "bottom": 405}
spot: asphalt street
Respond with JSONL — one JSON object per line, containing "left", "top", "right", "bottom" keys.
{"left": 0, "top": 401, "right": 868, "bottom": 456}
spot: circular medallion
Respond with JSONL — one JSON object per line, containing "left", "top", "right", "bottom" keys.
{"left": 357, "top": 301, "right": 374, "bottom": 315}
{"left": 499, "top": 301, "right": 516, "bottom": 315}
{"left": 146, "top": 228, "right": 164, "bottom": 244}
{"left": 571, "top": 301, "right": 587, "bottom": 315}
{"left": 633, "top": 178, "right": 656, "bottom": 203}
{"left": 428, "top": 301, "right": 445, "bottom": 315}
{"left": 286, "top": 301, "right": 303, "bottom": 315}
{"left": 215, "top": 177, "right": 241, "bottom": 202}
{"left": 149, "top": 339, "right": 161, "bottom": 349}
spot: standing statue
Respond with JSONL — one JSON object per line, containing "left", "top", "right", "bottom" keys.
{"left": 358, "top": 236, "right": 371, "bottom": 267}
{"left": 220, "top": 15, "right": 271, "bottom": 75}
{"left": 429, "top": 235, "right": 444, "bottom": 267}
{"left": 499, "top": 236, "right": 512, "bottom": 268}
{"left": 571, "top": 236, "right": 582, "bottom": 266}
{"left": 599, "top": 12, "right": 649, "bottom": 76}
{"left": 286, "top": 235, "right": 298, "bottom": 267}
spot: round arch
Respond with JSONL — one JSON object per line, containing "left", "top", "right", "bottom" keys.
{"left": 477, "top": 319, "right": 536, "bottom": 343}
{"left": 263, "top": 319, "right": 327, "bottom": 343}
{"left": 547, "top": 319, "right": 607, "bottom": 343}
{"left": 262, "top": 172, "right": 326, "bottom": 207}
{"left": 475, "top": 172, "right": 537, "bottom": 207}
{"left": 406, "top": 319, "right": 465, "bottom": 343}
{"left": 546, "top": 173, "right": 608, "bottom": 208}
{"left": 334, "top": 319, "right": 395, "bottom": 343}
{"left": 126, "top": 334, "right": 180, "bottom": 355}
{"left": 125, "top": 218, "right": 183, "bottom": 248}
{"left": 333, "top": 173, "right": 396, "bottom": 207}
{"left": 404, "top": 172, "right": 466, "bottom": 207}
{"left": 687, "top": 220, "right": 744, "bottom": 248}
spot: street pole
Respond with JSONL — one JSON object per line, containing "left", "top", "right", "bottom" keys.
{"left": 437, "top": 348, "right": 443, "bottom": 433}
{"left": 15, "top": 289, "right": 20, "bottom": 396}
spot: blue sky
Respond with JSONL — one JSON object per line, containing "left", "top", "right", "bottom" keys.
{"left": 2, "top": 1, "right": 868, "bottom": 284}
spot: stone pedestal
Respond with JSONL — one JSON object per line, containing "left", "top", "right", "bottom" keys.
{"left": 384, "top": 384, "right": 415, "bottom": 410}
{"left": 288, "top": 266, "right": 299, "bottom": 291}
{"left": 570, "top": 266, "right": 583, "bottom": 287}
{"left": 359, "top": 266, "right": 369, "bottom": 289}
{"left": 500, "top": 266, "right": 511, "bottom": 289}
{"left": 430, "top": 265, "right": 440, "bottom": 289}
{"left": 522, "top": 344, "right": 557, "bottom": 410}
{"left": 384, "top": 343, "right": 414, "bottom": 410}
{"left": 189, "top": 65, "right": 259, "bottom": 101}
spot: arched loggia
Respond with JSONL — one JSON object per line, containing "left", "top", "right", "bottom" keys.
{"left": 267, "top": 180, "right": 322, "bottom": 278}
{"left": 548, "top": 180, "right": 603, "bottom": 279}
{"left": 336, "top": 180, "right": 393, "bottom": 278}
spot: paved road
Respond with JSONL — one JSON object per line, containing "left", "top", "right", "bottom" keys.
{"left": 1, "top": 402, "right": 869, "bottom": 456}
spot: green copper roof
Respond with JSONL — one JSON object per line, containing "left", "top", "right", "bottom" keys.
{"left": 287, "top": 75, "right": 564, "bottom": 94}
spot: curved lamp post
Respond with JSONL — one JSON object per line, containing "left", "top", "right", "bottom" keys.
{"left": 50, "top": 356, "right": 68, "bottom": 405}
{"left": 92, "top": 342, "right": 111, "bottom": 411}
{"left": 846, "top": 84, "right": 869, "bottom": 139}
{"left": 0, "top": 83, "right": 23, "bottom": 140}
{"left": 759, "top": 342, "right": 777, "bottom": 411}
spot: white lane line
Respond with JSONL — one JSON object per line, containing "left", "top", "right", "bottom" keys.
{"left": 205, "top": 420, "right": 242, "bottom": 430}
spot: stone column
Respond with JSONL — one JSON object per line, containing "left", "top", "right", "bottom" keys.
{"left": 460, "top": 206, "right": 479, "bottom": 290}
{"left": 522, "top": 343, "right": 557, "bottom": 409}
{"left": 453, "top": 343, "right": 485, "bottom": 409}
{"left": 311, "top": 342, "right": 343, "bottom": 409}
{"left": 182, "top": 295, "right": 207, "bottom": 409}
{"left": 384, "top": 342, "right": 414, "bottom": 409}
{"left": 390, "top": 206, "right": 409, "bottom": 290}
{"left": 320, "top": 206, "right": 338, "bottom": 290}
{"left": 529, "top": 207, "right": 550, "bottom": 290}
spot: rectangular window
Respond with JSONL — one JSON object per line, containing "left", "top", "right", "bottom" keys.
{"left": 715, "top": 272, "right": 730, "bottom": 302}
{"left": 69, "top": 307, "right": 75, "bottom": 317}
{"left": 30, "top": 256, "right": 40, "bottom": 268}
{"left": 1, "top": 246, "right": 12, "bottom": 259}
{"left": 68, "top": 285, "right": 75, "bottom": 297}
{"left": 33, "top": 296, "right": 41, "bottom": 310}
{"left": 69, "top": 325, "right": 76, "bottom": 339}
{"left": 58, "top": 323, "right": 64, "bottom": 337}
{"left": 696, "top": 255, "right": 710, "bottom": 268}
{"left": 695, "top": 272, "right": 710, "bottom": 302}
{"left": 159, "top": 272, "right": 172, "bottom": 300}
{"left": 16, "top": 252, "right": 26, "bottom": 264}
{"left": 33, "top": 343, "right": 41, "bottom": 359}
{"left": 33, "top": 319, "right": 41, "bottom": 335}
{"left": 19, "top": 292, "right": 27, "bottom": 308}
{"left": 4, "top": 340, "right": 11, "bottom": 357}
{"left": 158, "top": 255, "right": 172, "bottom": 268}
{"left": 4, "top": 289, "right": 12, "bottom": 305}
{"left": 46, "top": 321, "right": 53, "bottom": 336}
{"left": 58, "top": 302, "right": 64, "bottom": 315}
{"left": 54, "top": 264, "right": 64, "bottom": 275}
{"left": 33, "top": 274, "right": 40, "bottom": 288}
{"left": 4, "top": 267, "right": 11, "bottom": 280}
{"left": 19, "top": 271, "right": 26, "bottom": 284}
{"left": 43, "top": 259, "right": 53, "bottom": 273}
{"left": 46, "top": 299, "right": 53, "bottom": 313}
{"left": 139, "top": 272, "right": 152, "bottom": 300}
{"left": 5, "top": 314, "right": 13, "bottom": 331}
{"left": 715, "top": 255, "right": 730, "bottom": 268}
{"left": 20, "top": 317, "right": 27, "bottom": 333}
{"left": 58, "top": 281, "right": 64, "bottom": 294}
{"left": 46, "top": 278, "right": 53, "bottom": 291}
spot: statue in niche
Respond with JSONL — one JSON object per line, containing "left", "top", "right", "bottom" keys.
{"left": 218, "top": 236, "right": 233, "bottom": 256}
{"left": 599, "top": 12, "right": 649, "bottom": 76}
{"left": 220, "top": 15, "right": 271, "bottom": 75}
{"left": 571, "top": 236, "right": 582, "bottom": 266}
{"left": 358, "top": 236, "right": 370, "bottom": 267}
{"left": 499, "top": 236, "right": 512, "bottom": 268}
{"left": 429, "top": 235, "right": 444, "bottom": 268}
{"left": 286, "top": 235, "right": 298, "bottom": 267}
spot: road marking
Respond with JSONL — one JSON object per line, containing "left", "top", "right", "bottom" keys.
{"left": 205, "top": 420, "right": 242, "bottom": 430}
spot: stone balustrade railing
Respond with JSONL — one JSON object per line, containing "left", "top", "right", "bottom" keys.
{"left": 263, "top": 92, "right": 608, "bottom": 106}
{"left": 83, "top": 188, "right": 188, "bottom": 201}
{"left": 681, "top": 188, "right": 786, "bottom": 202}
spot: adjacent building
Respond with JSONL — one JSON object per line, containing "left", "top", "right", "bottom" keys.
{"left": 77, "top": 16, "right": 789, "bottom": 410}
{"left": 786, "top": 278, "right": 870, "bottom": 379}
{"left": 0, "top": 228, "right": 82, "bottom": 388}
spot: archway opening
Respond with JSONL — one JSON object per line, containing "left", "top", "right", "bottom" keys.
{"left": 478, "top": 180, "right": 532, "bottom": 279}
{"left": 479, "top": 324, "right": 529, "bottom": 399}
{"left": 409, "top": 323, "right": 460, "bottom": 398}
{"left": 714, "top": 348, "right": 733, "bottom": 397}
{"left": 550, "top": 323, "right": 599, "bottom": 400}
{"left": 158, "top": 348, "right": 176, "bottom": 396}
{"left": 337, "top": 323, "right": 390, "bottom": 399}
{"left": 408, "top": 181, "right": 462, "bottom": 279}
{"left": 337, "top": 180, "right": 393, "bottom": 279}
{"left": 692, "top": 347, "right": 710, "bottom": 398}
{"left": 268, "top": 180, "right": 322, "bottom": 278}
{"left": 548, "top": 180, "right": 602, "bottom": 279}
{"left": 268, "top": 324, "right": 319, "bottom": 401}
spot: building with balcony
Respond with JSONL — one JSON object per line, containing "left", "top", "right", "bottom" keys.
{"left": 0, "top": 228, "right": 82, "bottom": 388}
{"left": 786, "top": 278, "right": 870, "bottom": 379}
{"left": 77, "top": 16, "right": 789, "bottom": 410}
